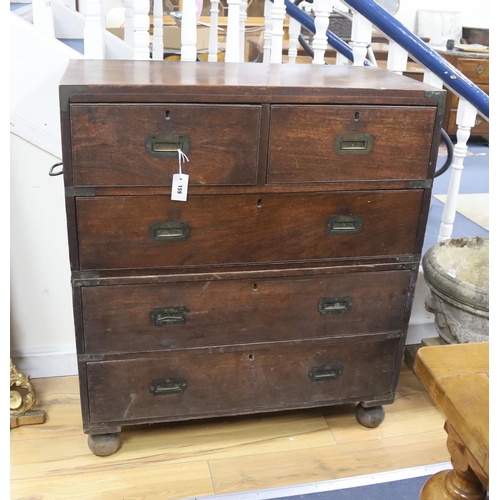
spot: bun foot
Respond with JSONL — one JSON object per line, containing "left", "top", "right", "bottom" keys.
{"left": 87, "top": 432, "right": 121, "bottom": 456}
{"left": 421, "top": 469, "right": 487, "bottom": 500}
{"left": 355, "top": 403, "right": 385, "bottom": 428}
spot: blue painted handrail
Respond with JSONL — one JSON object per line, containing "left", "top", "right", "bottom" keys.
{"left": 342, "top": 0, "right": 488, "bottom": 119}
{"left": 282, "top": 0, "right": 489, "bottom": 119}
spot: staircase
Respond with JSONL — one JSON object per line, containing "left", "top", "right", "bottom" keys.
{"left": 10, "top": 0, "right": 489, "bottom": 378}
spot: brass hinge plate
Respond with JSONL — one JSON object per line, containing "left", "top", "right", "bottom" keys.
{"left": 59, "top": 85, "right": 88, "bottom": 113}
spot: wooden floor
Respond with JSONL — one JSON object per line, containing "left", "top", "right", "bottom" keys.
{"left": 10, "top": 361, "right": 450, "bottom": 500}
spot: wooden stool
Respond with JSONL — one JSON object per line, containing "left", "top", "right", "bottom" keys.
{"left": 414, "top": 343, "right": 489, "bottom": 499}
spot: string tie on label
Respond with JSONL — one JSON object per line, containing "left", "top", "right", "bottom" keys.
{"left": 177, "top": 149, "right": 189, "bottom": 175}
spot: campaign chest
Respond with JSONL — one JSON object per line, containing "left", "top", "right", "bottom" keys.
{"left": 58, "top": 60, "right": 444, "bottom": 456}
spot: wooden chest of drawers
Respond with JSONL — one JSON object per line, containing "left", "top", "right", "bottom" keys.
{"left": 59, "top": 60, "right": 444, "bottom": 456}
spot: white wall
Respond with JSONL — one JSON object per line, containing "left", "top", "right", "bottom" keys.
{"left": 10, "top": 12, "right": 83, "bottom": 159}
{"left": 10, "top": 134, "right": 77, "bottom": 377}
{"left": 395, "top": 0, "right": 489, "bottom": 31}
{"left": 334, "top": 0, "right": 489, "bottom": 30}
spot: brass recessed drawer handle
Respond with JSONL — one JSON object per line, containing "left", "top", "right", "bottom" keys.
{"left": 326, "top": 215, "right": 363, "bottom": 235}
{"left": 150, "top": 306, "right": 190, "bottom": 326}
{"left": 309, "top": 364, "right": 343, "bottom": 381}
{"left": 477, "top": 64, "right": 484, "bottom": 75}
{"left": 318, "top": 296, "right": 353, "bottom": 315}
{"left": 334, "top": 133, "right": 374, "bottom": 155}
{"left": 149, "top": 378, "right": 187, "bottom": 395}
{"left": 145, "top": 134, "right": 190, "bottom": 158}
{"left": 149, "top": 221, "right": 191, "bottom": 241}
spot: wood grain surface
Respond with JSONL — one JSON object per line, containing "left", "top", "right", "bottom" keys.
{"left": 81, "top": 270, "right": 411, "bottom": 353}
{"left": 76, "top": 191, "right": 424, "bottom": 271}
{"left": 414, "top": 342, "right": 489, "bottom": 490}
{"left": 70, "top": 104, "right": 262, "bottom": 187}
{"left": 268, "top": 105, "right": 435, "bottom": 183}
{"left": 10, "top": 364, "right": 450, "bottom": 499}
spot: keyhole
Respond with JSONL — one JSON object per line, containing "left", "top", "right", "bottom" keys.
{"left": 248, "top": 354, "right": 255, "bottom": 361}
{"left": 257, "top": 199, "right": 263, "bottom": 208}
{"left": 165, "top": 110, "right": 171, "bottom": 120}
{"left": 354, "top": 112, "right": 360, "bottom": 121}
{"left": 253, "top": 283, "right": 258, "bottom": 291}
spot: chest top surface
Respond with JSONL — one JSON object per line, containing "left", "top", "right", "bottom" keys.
{"left": 60, "top": 60, "right": 445, "bottom": 105}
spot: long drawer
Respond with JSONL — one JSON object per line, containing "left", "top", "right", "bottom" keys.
{"left": 86, "top": 337, "right": 400, "bottom": 424}
{"left": 70, "top": 104, "right": 262, "bottom": 186}
{"left": 81, "top": 269, "right": 412, "bottom": 353}
{"left": 76, "top": 191, "right": 424, "bottom": 271}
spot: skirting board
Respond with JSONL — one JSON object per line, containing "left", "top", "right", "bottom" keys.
{"left": 10, "top": 345, "right": 77, "bottom": 379}
{"left": 406, "top": 322, "right": 438, "bottom": 345}
{"left": 10, "top": 323, "right": 437, "bottom": 379}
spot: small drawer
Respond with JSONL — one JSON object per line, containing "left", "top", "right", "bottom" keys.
{"left": 456, "top": 58, "right": 489, "bottom": 85}
{"left": 70, "top": 104, "right": 262, "bottom": 186}
{"left": 76, "top": 191, "right": 424, "bottom": 271}
{"left": 86, "top": 337, "right": 400, "bottom": 423}
{"left": 82, "top": 269, "right": 412, "bottom": 353}
{"left": 267, "top": 105, "right": 436, "bottom": 183}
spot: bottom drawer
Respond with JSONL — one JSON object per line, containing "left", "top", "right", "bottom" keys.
{"left": 87, "top": 338, "right": 400, "bottom": 424}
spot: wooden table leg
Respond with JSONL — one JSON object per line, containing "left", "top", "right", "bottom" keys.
{"left": 420, "top": 421, "right": 487, "bottom": 500}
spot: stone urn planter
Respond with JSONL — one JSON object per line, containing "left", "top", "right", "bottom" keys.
{"left": 422, "top": 236, "right": 489, "bottom": 344}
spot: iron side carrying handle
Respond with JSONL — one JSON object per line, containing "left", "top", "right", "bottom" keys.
{"left": 49, "top": 162, "right": 63, "bottom": 176}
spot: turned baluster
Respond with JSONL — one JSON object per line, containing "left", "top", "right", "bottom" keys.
{"left": 133, "top": 0, "right": 151, "bottom": 59}
{"left": 438, "top": 99, "right": 477, "bottom": 241}
{"left": 239, "top": 0, "right": 248, "bottom": 61}
{"left": 287, "top": 14, "right": 301, "bottom": 63}
{"left": 208, "top": 0, "right": 220, "bottom": 62}
{"left": 181, "top": 0, "right": 198, "bottom": 61}
{"left": 123, "top": 0, "right": 134, "bottom": 47}
{"left": 421, "top": 424, "right": 487, "bottom": 499}
{"left": 350, "top": 10, "right": 371, "bottom": 66}
{"left": 270, "top": 0, "right": 286, "bottom": 63}
{"left": 386, "top": 39, "right": 408, "bottom": 74}
{"left": 423, "top": 70, "right": 444, "bottom": 88}
{"left": 225, "top": 0, "right": 241, "bottom": 62}
{"left": 311, "top": 0, "right": 333, "bottom": 65}
{"left": 152, "top": 0, "right": 164, "bottom": 60}
{"left": 84, "top": 0, "right": 104, "bottom": 58}
{"left": 262, "top": 0, "right": 272, "bottom": 62}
